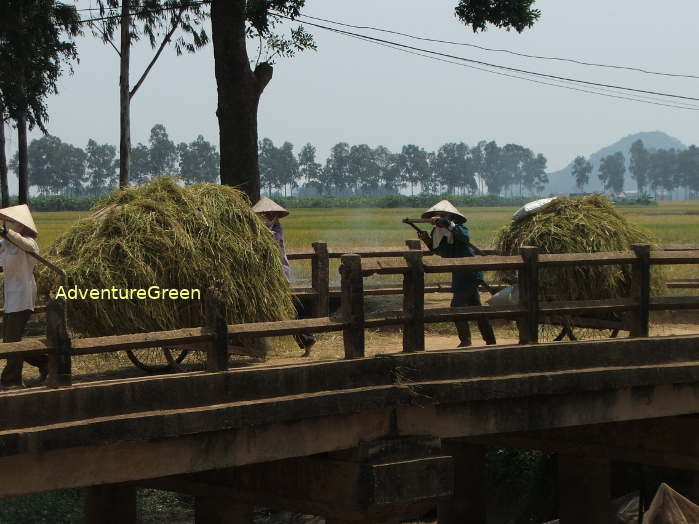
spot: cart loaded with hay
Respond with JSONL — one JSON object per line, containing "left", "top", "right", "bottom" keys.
{"left": 38, "top": 177, "right": 296, "bottom": 372}
{"left": 491, "top": 194, "right": 664, "bottom": 341}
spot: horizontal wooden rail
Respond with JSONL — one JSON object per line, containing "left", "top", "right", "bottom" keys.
{"left": 423, "top": 255, "right": 523, "bottom": 273}
{"left": 286, "top": 243, "right": 697, "bottom": 260}
{"left": 649, "top": 296, "right": 699, "bottom": 310}
{"left": 649, "top": 251, "right": 699, "bottom": 264}
{"left": 227, "top": 318, "right": 345, "bottom": 337}
{"left": 538, "top": 251, "right": 637, "bottom": 267}
{"left": 667, "top": 279, "right": 699, "bottom": 289}
{"left": 71, "top": 327, "right": 211, "bottom": 356}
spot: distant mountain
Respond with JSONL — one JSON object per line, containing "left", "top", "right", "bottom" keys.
{"left": 545, "top": 131, "right": 687, "bottom": 195}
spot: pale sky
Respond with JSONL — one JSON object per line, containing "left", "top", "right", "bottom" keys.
{"left": 6, "top": 0, "right": 699, "bottom": 190}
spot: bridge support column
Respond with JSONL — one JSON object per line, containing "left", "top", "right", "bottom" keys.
{"left": 438, "top": 441, "right": 486, "bottom": 524}
{"left": 558, "top": 455, "right": 612, "bottom": 524}
{"left": 84, "top": 483, "right": 137, "bottom": 524}
{"left": 195, "top": 497, "right": 253, "bottom": 524}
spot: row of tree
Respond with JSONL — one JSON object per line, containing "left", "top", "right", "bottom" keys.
{"left": 9, "top": 124, "right": 219, "bottom": 196}
{"left": 260, "top": 139, "right": 549, "bottom": 197}
{"left": 571, "top": 139, "right": 699, "bottom": 197}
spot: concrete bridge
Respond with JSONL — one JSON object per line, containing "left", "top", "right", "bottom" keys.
{"left": 2, "top": 333, "right": 699, "bottom": 523}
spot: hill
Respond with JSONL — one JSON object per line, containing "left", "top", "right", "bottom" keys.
{"left": 545, "top": 131, "right": 687, "bottom": 195}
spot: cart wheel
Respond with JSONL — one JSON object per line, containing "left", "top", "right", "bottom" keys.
{"left": 126, "top": 347, "right": 189, "bottom": 374}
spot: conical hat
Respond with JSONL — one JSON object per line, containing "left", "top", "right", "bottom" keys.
{"left": 421, "top": 200, "right": 467, "bottom": 223}
{"left": 0, "top": 204, "right": 37, "bottom": 237}
{"left": 252, "top": 197, "right": 289, "bottom": 218}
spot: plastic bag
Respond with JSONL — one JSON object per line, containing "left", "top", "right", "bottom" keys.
{"left": 512, "top": 197, "right": 557, "bottom": 222}
{"left": 487, "top": 285, "right": 519, "bottom": 306}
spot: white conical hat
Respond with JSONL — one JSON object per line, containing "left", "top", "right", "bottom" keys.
{"left": 252, "top": 197, "right": 289, "bottom": 218}
{"left": 421, "top": 200, "right": 467, "bottom": 223}
{"left": 0, "top": 204, "right": 38, "bottom": 237}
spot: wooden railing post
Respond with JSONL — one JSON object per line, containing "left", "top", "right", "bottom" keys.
{"left": 311, "top": 241, "right": 330, "bottom": 317}
{"left": 46, "top": 297, "right": 71, "bottom": 387}
{"left": 205, "top": 285, "right": 229, "bottom": 371}
{"left": 630, "top": 243, "right": 651, "bottom": 338}
{"left": 340, "top": 254, "right": 364, "bottom": 359}
{"left": 405, "top": 239, "right": 422, "bottom": 251}
{"left": 518, "top": 246, "right": 539, "bottom": 344}
{"left": 402, "top": 250, "right": 425, "bottom": 352}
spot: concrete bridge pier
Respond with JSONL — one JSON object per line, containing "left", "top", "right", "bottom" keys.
{"left": 84, "top": 483, "right": 137, "bottom": 524}
{"left": 438, "top": 441, "right": 486, "bottom": 524}
{"left": 558, "top": 454, "right": 612, "bottom": 524}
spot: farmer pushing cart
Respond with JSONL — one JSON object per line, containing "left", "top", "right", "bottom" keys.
{"left": 0, "top": 204, "right": 48, "bottom": 388}
{"left": 409, "top": 200, "right": 496, "bottom": 348}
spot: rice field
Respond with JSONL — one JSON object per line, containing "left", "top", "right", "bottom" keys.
{"left": 31, "top": 200, "right": 699, "bottom": 286}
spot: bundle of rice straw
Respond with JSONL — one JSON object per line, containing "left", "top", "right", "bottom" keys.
{"left": 38, "top": 177, "right": 295, "bottom": 336}
{"left": 495, "top": 194, "right": 663, "bottom": 301}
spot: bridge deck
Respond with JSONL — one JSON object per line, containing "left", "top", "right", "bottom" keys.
{"left": 1, "top": 334, "right": 699, "bottom": 497}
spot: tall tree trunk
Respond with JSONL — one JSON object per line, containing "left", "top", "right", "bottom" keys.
{"left": 118, "top": 2, "right": 131, "bottom": 188}
{"left": 211, "top": 0, "right": 272, "bottom": 203}
{"left": 0, "top": 113, "right": 8, "bottom": 207}
{"left": 17, "top": 112, "right": 28, "bottom": 204}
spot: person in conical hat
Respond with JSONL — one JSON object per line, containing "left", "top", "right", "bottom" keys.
{"left": 417, "top": 200, "right": 496, "bottom": 348}
{"left": 252, "top": 198, "right": 316, "bottom": 355}
{"left": 0, "top": 204, "right": 48, "bottom": 387}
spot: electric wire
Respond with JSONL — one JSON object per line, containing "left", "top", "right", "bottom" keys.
{"left": 299, "top": 13, "right": 699, "bottom": 80}
{"left": 337, "top": 29, "right": 699, "bottom": 111}
{"left": 293, "top": 17, "right": 699, "bottom": 103}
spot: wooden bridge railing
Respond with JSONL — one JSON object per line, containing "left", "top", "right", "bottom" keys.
{"left": 0, "top": 243, "right": 698, "bottom": 389}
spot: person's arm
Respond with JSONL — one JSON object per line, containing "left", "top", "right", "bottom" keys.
{"left": 3, "top": 228, "right": 37, "bottom": 253}
{"left": 451, "top": 224, "right": 471, "bottom": 246}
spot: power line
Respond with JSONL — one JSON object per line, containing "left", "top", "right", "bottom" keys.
{"left": 337, "top": 30, "right": 699, "bottom": 112}
{"left": 75, "top": 3, "right": 699, "bottom": 110}
{"left": 299, "top": 13, "right": 699, "bottom": 81}
{"left": 294, "top": 17, "right": 699, "bottom": 103}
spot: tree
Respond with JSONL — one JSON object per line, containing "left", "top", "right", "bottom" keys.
{"left": 130, "top": 143, "right": 151, "bottom": 185}
{"left": 85, "top": 139, "right": 118, "bottom": 195}
{"left": 11, "top": 135, "right": 86, "bottom": 195}
{"left": 324, "top": 142, "right": 351, "bottom": 195}
{"left": 677, "top": 145, "right": 699, "bottom": 199}
{"left": 374, "top": 146, "right": 401, "bottom": 194}
{"left": 177, "top": 135, "right": 219, "bottom": 185}
{"left": 277, "top": 141, "right": 299, "bottom": 196}
{"left": 481, "top": 141, "right": 508, "bottom": 195}
{"left": 570, "top": 155, "right": 592, "bottom": 192}
{"left": 523, "top": 151, "right": 548, "bottom": 195}
{"left": 147, "top": 124, "right": 177, "bottom": 178}
{"left": 0, "top": 0, "right": 80, "bottom": 203}
{"left": 431, "top": 142, "right": 474, "bottom": 194}
{"left": 297, "top": 143, "right": 322, "bottom": 192}
{"left": 397, "top": 144, "right": 430, "bottom": 195}
{"left": 259, "top": 138, "right": 280, "bottom": 195}
{"left": 92, "top": 0, "right": 209, "bottom": 188}
{"left": 348, "top": 144, "right": 381, "bottom": 194}
{"left": 628, "top": 139, "right": 650, "bottom": 195}
{"left": 210, "top": 0, "right": 538, "bottom": 201}
{"left": 598, "top": 152, "right": 626, "bottom": 194}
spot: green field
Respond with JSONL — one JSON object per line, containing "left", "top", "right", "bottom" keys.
{"left": 31, "top": 201, "right": 699, "bottom": 287}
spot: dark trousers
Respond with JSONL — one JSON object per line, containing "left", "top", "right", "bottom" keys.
{"left": 1, "top": 310, "right": 48, "bottom": 387}
{"left": 293, "top": 298, "right": 316, "bottom": 351}
{"left": 451, "top": 288, "right": 496, "bottom": 346}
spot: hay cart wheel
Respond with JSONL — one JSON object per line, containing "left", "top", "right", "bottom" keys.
{"left": 125, "top": 347, "right": 189, "bottom": 373}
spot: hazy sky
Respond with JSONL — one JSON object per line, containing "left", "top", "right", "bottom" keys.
{"left": 7, "top": 0, "right": 699, "bottom": 188}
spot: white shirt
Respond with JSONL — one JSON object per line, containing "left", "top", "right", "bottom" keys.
{"left": 0, "top": 235, "right": 39, "bottom": 313}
